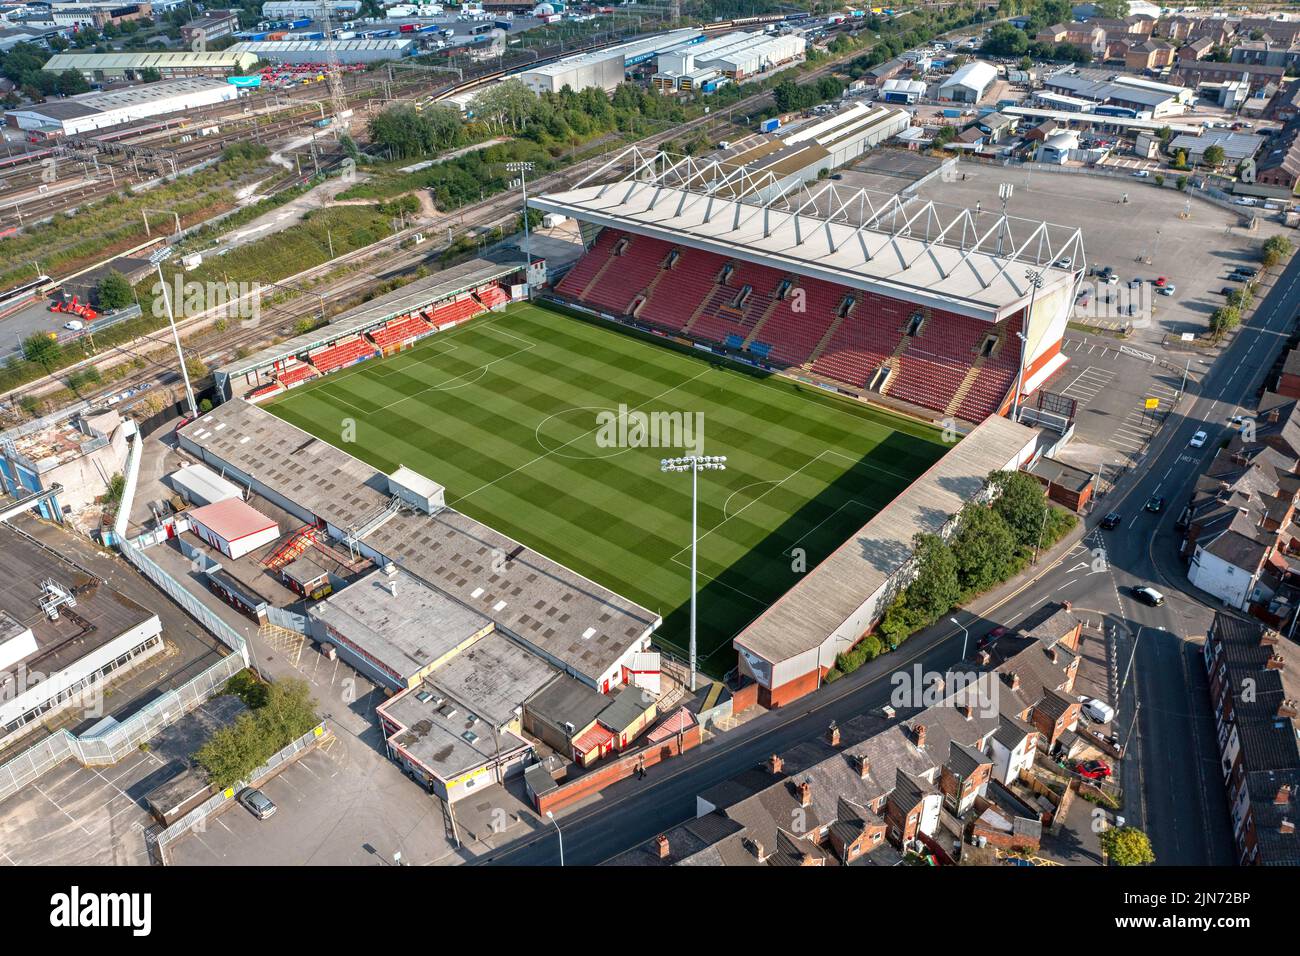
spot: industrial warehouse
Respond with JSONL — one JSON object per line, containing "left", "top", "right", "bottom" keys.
{"left": 228, "top": 37, "right": 417, "bottom": 65}
{"left": 41, "top": 49, "right": 262, "bottom": 82}
{"left": 4, "top": 78, "right": 241, "bottom": 137}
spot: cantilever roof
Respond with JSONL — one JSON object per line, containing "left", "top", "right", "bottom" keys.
{"left": 530, "top": 181, "right": 1075, "bottom": 321}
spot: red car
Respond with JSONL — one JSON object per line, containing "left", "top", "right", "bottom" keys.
{"left": 1154, "top": 276, "right": 1168, "bottom": 288}
{"left": 978, "top": 626, "right": 1008, "bottom": 649}
{"left": 1074, "top": 759, "right": 1112, "bottom": 780}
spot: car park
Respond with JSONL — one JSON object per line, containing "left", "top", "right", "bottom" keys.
{"left": 238, "top": 788, "right": 277, "bottom": 821}
{"left": 1190, "top": 430, "right": 1208, "bottom": 447}
{"left": 1100, "top": 512, "right": 1122, "bottom": 529}
{"left": 1132, "top": 585, "right": 1165, "bottom": 607}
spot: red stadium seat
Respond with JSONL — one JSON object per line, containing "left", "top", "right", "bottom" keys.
{"left": 308, "top": 335, "right": 378, "bottom": 374}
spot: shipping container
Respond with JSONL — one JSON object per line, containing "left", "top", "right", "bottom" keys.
{"left": 760, "top": 117, "right": 780, "bottom": 133}
{"left": 494, "top": 18, "right": 512, "bottom": 29}
{"left": 290, "top": 17, "right": 311, "bottom": 28}
{"left": 400, "top": 22, "right": 417, "bottom": 32}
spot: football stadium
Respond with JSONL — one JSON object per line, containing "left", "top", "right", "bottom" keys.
{"left": 203, "top": 145, "right": 1078, "bottom": 706}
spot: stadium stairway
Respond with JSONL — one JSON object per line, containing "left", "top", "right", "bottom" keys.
{"left": 804, "top": 309, "right": 848, "bottom": 366}
{"left": 741, "top": 290, "right": 786, "bottom": 350}
{"left": 944, "top": 361, "right": 986, "bottom": 419}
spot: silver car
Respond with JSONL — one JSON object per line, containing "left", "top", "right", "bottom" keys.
{"left": 238, "top": 787, "right": 277, "bottom": 820}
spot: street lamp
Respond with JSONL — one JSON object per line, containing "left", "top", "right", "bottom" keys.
{"left": 1012, "top": 270, "right": 1043, "bottom": 424}
{"left": 661, "top": 454, "right": 727, "bottom": 692}
{"left": 505, "top": 160, "right": 535, "bottom": 267}
{"left": 949, "top": 617, "right": 969, "bottom": 660}
{"left": 546, "top": 810, "right": 564, "bottom": 867}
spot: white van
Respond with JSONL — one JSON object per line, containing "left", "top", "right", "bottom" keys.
{"left": 1081, "top": 698, "right": 1115, "bottom": 724}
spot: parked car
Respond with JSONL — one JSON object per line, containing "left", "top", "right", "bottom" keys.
{"left": 1190, "top": 429, "right": 1208, "bottom": 448}
{"left": 1074, "top": 758, "right": 1112, "bottom": 779}
{"left": 1226, "top": 272, "right": 1248, "bottom": 282}
{"left": 1154, "top": 276, "right": 1168, "bottom": 287}
{"left": 1145, "top": 494, "right": 1165, "bottom": 513}
{"left": 1132, "top": 585, "right": 1165, "bottom": 607}
{"left": 1233, "top": 267, "right": 1258, "bottom": 278}
{"left": 1104, "top": 272, "right": 1119, "bottom": 285}
{"left": 1133, "top": 169, "right": 1151, "bottom": 178}
{"left": 979, "top": 625, "right": 1009, "bottom": 649}
{"left": 1080, "top": 697, "right": 1116, "bottom": 724}
{"left": 1054, "top": 256, "right": 1073, "bottom": 268}
{"left": 1221, "top": 287, "right": 1236, "bottom": 296}
{"left": 238, "top": 788, "right": 277, "bottom": 820}
{"left": 62, "top": 320, "right": 83, "bottom": 331}
{"left": 1100, "top": 512, "right": 1122, "bottom": 529}
{"left": 1157, "top": 284, "right": 1175, "bottom": 296}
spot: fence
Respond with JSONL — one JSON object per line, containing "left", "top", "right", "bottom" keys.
{"left": 0, "top": 651, "right": 247, "bottom": 803}
{"left": 152, "top": 722, "right": 329, "bottom": 864}
{"left": 119, "top": 535, "right": 250, "bottom": 660}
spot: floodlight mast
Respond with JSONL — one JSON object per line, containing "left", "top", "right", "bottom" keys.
{"left": 660, "top": 454, "right": 726, "bottom": 692}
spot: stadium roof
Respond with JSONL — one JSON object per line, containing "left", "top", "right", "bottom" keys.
{"left": 216, "top": 253, "right": 521, "bottom": 380}
{"left": 734, "top": 414, "right": 1037, "bottom": 669}
{"left": 530, "top": 148, "right": 1079, "bottom": 321}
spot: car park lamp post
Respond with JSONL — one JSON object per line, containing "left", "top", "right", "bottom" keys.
{"left": 661, "top": 455, "right": 727, "bottom": 693}
{"left": 546, "top": 810, "right": 564, "bottom": 867}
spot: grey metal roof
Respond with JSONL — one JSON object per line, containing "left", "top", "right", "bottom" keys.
{"left": 180, "top": 400, "right": 659, "bottom": 683}
{"left": 524, "top": 674, "right": 610, "bottom": 731}
{"left": 423, "top": 630, "right": 556, "bottom": 729}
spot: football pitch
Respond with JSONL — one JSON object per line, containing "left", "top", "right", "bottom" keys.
{"left": 267, "top": 303, "right": 950, "bottom": 676}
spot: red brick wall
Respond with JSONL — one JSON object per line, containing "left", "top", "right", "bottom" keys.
{"left": 732, "top": 682, "right": 759, "bottom": 715}
{"left": 535, "top": 725, "right": 702, "bottom": 815}
{"left": 760, "top": 668, "right": 822, "bottom": 708}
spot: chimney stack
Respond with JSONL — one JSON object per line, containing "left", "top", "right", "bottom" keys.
{"left": 977, "top": 649, "right": 992, "bottom": 666}
{"left": 768, "top": 754, "right": 784, "bottom": 775}
{"left": 1277, "top": 784, "right": 1293, "bottom": 806}
{"left": 1279, "top": 699, "right": 1298, "bottom": 719}
{"left": 1268, "top": 653, "right": 1287, "bottom": 671}
{"left": 960, "top": 704, "right": 973, "bottom": 720}
{"left": 1262, "top": 629, "right": 1281, "bottom": 646}
{"left": 914, "top": 723, "right": 927, "bottom": 749}
{"left": 826, "top": 721, "right": 841, "bottom": 747}
{"left": 1009, "top": 672, "right": 1021, "bottom": 691}
{"left": 1282, "top": 819, "right": 1295, "bottom": 835}
{"left": 797, "top": 779, "right": 812, "bottom": 807}
{"left": 746, "top": 837, "right": 765, "bottom": 860}
{"left": 655, "top": 834, "right": 670, "bottom": 860}
{"left": 1047, "top": 646, "right": 1059, "bottom": 664}
{"left": 855, "top": 754, "right": 871, "bottom": 779}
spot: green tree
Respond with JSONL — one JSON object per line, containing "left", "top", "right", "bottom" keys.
{"left": 1262, "top": 235, "right": 1294, "bottom": 268}
{"left": 97, "top": 270, "right": 134, "bottom": 310}
{"left": 1101, "top": 826, "right": 1155, "bottom": 866}
{"left": 196, "top": 678, "right": 318, "bottom": 789}
{"left": 987, "top": 470, "right": 1049, "bottom": 552}
{"left": 1202, "top": 144, "right": 1226, "bottom": 168}
{"left": 906, "top": 532, "right": 961, "bottom": 623}
{"left": 950, "top": 503, "right": 1018, "bottom": 595}
{"left": 21, "top": 332, "right": 61, "bottom": 370}
{"left": 1209, "top": 304, "right": 1241, "bottom": 340}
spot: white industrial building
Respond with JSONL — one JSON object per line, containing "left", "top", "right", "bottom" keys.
{"left": 937, "top": 60, "right": 997, "bottom": 104}
{"left": 3, "top": 78, "right": 240, "bottom": 136}
{"left": 169, "top": 463, "right": 244, "bottom": 508}
{"left": 517, "top": 48, "right": 626, "bottom": 94}
{"left": 655, "top": 30, "right": 804, "bottom": 82}
{"left": 1038, "top": 129, "right": 1080, "bottom": 164}
{"left": 260, "top": 0, "right": 361, "bottom": 19}
{"left": 188, "top": 498, "right": 280, "bottom": 561}
{"left": 1, "top": 522, "right": 164, "bottom": 741}
{"left": 880, "top": 77, "right": 927, "bottom": 104}
{"left": 229, "top": 37, "right": 415, "bottom": 64}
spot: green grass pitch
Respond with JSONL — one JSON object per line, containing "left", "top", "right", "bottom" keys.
{"left": 267, "top": 303, "right": 950, "bottom": 676}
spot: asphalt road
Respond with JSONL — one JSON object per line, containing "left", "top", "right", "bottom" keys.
{"left": 482, "top": 253, "right": 1300, "bottom": 868}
